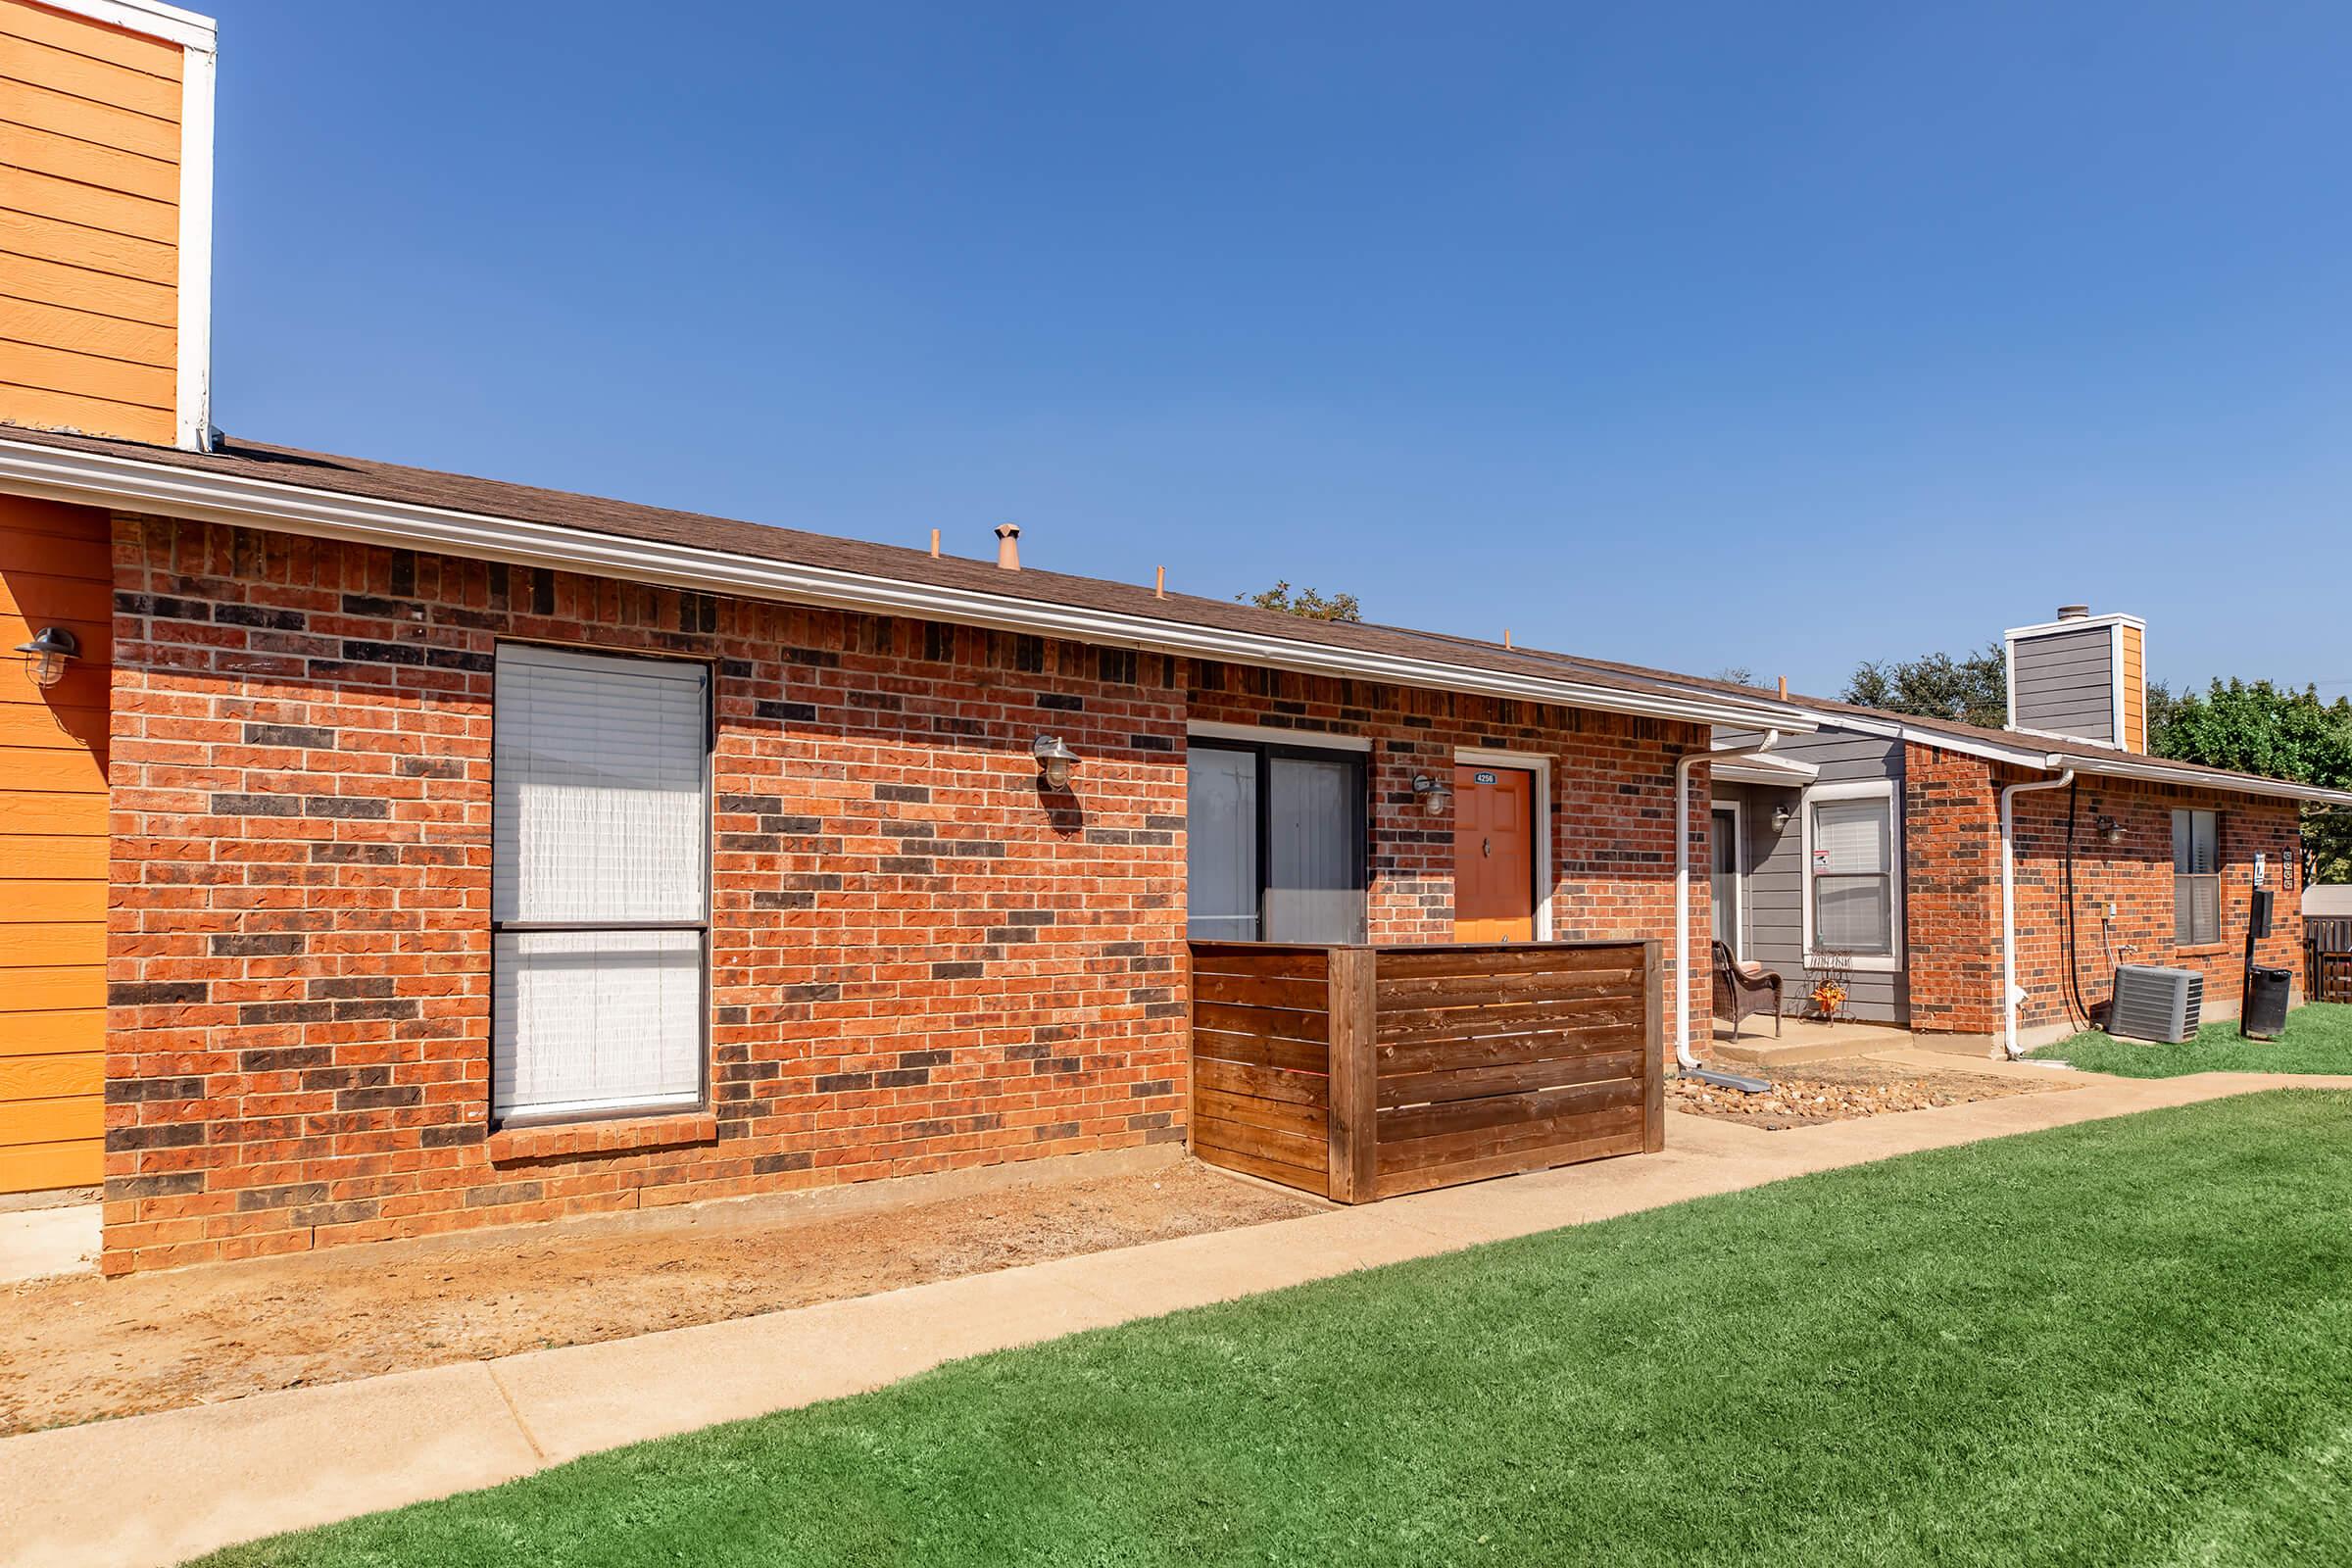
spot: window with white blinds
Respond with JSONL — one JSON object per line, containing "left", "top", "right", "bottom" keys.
{"left": 493, "top": 644, "right": 710, "bottom": 1118}
{"left": 1806, "top": 787, "right": 1896, "bottom": 959}
{"left": 2173, "top": 808, "right": 2222, "bottom": 946}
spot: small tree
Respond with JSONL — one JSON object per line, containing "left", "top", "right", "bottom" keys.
{"left": 1843, "top": 643, "right": 2009, "bottom": 730}
{"left": 2152, "top": 679, "right": 2352, "bottom": 884}
{"left": 1241, "top": 581, "right": 1362, "bottom": 622}
{"left": 1713, "top": 665, "right": 1760, "bottom": 688}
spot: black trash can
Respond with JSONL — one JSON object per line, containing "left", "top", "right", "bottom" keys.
{"left": 2243, "top": 965, "right": 2292, "bottom": 1040}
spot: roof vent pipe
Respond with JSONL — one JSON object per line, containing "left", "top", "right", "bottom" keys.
{"left": 2056, "top": 604, "right": 2090, "bottom": 620}
{"left": 995, "top": 522, "right": 1021, "bottom": 571}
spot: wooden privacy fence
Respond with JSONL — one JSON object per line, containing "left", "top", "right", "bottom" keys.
{"left": 2307, "top": 916, "right": 2352, "bottom": 1004}
{"left": 1188, "top": 940, "right": 1664, "bottom": 1202}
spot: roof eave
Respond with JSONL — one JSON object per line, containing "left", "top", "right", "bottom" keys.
{"left": 0, "top": 436, "right": 1813, "bottom": 735}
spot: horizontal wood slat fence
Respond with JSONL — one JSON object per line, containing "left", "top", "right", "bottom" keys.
{"left": 2307, "top": 916, "right": 2352, "bottom": 1004}
{"left": 1188, "top": 939, "right": 1663, "bottom": 1202}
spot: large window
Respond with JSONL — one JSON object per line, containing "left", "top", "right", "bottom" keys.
{"left": 493, "top": 644, "right": 711, "bottom": 1120}
{"left": 2173, "top": 808, "right": 2221, "bottom": 946}
{"left": 1186, "top": 739, "right": 1367, "bottom": 944}
{"left": 1804, "top": 782, "right": 1898, "bottom": 966}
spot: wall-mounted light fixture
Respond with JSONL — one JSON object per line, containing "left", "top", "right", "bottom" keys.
{"left": 1771, "top": 803, "right": 1792, "bottom": 832}
{"left": 13, "top": 627, "right": 78, "bottom": 690}
{"left": 2096, "top": 814, "right": 2123, "bottom": 845}
{"left": 1411, "top": 773, "right": 1453, "bottom": 816}
{"left": 1032, "top": 733, "right": 1078, "bottom": 790}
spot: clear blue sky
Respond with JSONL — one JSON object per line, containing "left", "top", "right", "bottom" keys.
{"left": 206, "top": 1, "right": 2352, "bottom": 698}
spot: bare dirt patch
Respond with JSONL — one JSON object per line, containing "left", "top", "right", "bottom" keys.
{"left": 0, "top": 1153, "right": 1318, "bottom": 1437}
{"left": 1671, "top": 1056, "right": 2073, "bottom": 1130}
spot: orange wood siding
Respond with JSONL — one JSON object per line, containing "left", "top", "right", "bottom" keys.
{"left": 0, "top": 492, "right": 110, "bottom": 1193}
{"left": 0, "top": 0, "right": 182, "bottom": 446}
{"left": 2121, "top": 624, "right": 2146, "bottom": 753}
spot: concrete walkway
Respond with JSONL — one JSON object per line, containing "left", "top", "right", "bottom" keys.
{"left": 7, "top": 1066, "right": 2348, "bottom": 1568}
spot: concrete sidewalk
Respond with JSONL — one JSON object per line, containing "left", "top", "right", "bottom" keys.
{"left": 7, "top": 1067, "right": 2347, "bottom": 1568}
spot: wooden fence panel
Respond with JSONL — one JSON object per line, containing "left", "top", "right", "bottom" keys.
{"left": 1188, "top": 944, "right": 1333, "bottom": 1198}
{"left": 2306, "top": 917, "right": 2352, "bottom": 1002}
{"left": 1188, "top": 939, "right": 1662, "bottom": 1203}
{"left": 1367, "top": 940, "right": 1655, "bottom": 1200}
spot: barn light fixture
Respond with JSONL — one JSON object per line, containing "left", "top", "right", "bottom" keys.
{"left": 2096, "top": 814, "right": 2123, "bottom": 845}
{"left": 1771, "top": 804, "right": 1792, "bottom": 831}
{"left": 1032, "top": 733, "right": 1078, "bottom": 790}
{"left": 14, "top": 626, "right": 78, "bottom": 689}
{"left": 1411, "top": 773, "right": 1453, "bottom": 816}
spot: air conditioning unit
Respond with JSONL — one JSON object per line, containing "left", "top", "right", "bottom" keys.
{"left": 2109, "top": 964, "right": 2204, "bottom": 1044}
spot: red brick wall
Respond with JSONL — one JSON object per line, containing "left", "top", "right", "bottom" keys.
{"left": 102, "top": 518, "right": 1713, "bottom": 1272}
{"left": 1903, "top": 745, "right": 2003, "bottom": 1034}
{"left": 2008, "top": 773, "right": 2302, "bottom": 1033}
{"left": 1187, "top": 663, "right": 1713, "bottom": 1049}
{"left": 1901, "top": 741, "right": 2304, "bottom": 1037}
{"left": 103, "top": 516, "right": 1192, "bottom": 1273}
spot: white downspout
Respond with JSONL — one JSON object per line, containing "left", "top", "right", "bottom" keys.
{"left": 1676, "top": 730, "right": 1782, "bottom": 1072}
{"left": 1999, "top": 765, "right": 2074, "bottom": 1058}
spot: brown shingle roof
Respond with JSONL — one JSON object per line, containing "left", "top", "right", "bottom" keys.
{"left": 0, "top": 423, "right": 1810, "bottom": 727}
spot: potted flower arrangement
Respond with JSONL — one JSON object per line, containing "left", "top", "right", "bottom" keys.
{"left": 1804, "top": 954, "right": 1853, "bottom": 1022}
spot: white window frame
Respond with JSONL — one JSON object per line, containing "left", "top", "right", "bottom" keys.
{"left": 1799, "top": 778, "right": 1902, "bottom": 973}
{"left": 1453, "top": 747, "right": 1554, "bottom": 941}
{"left": 491, "top": 641, "right": 715, "bottom": 1124}
{"left": 1710, "top": 797, "right": 1745, "bottom": 960}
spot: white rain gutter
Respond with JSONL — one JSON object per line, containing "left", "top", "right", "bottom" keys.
{"left": 1999, "top": 763, "right": 2074, "bottom": 1058}
{"left": 1675, "top": 730, "right": 1784, "bottom": 1071}
{"left": 0, "top": 437, "right": 1815, "bottom": 736}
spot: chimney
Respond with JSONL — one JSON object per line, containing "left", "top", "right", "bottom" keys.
{"left": 2004, "top": 606, "right": 2148, "bottom": 753}
{"left": 994, "top": 522, "right": 1021, "bottom": 571}
{"left": 0, "top": 0, "right": 217, "bottom": 450}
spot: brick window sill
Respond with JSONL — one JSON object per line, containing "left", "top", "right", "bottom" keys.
{"left": 486, "top": 1111, "right": 718, "bottom": 1164}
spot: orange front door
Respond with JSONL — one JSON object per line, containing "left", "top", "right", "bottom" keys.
{"left": 1453, "top": 764, "right": 1537, "bottom": 943}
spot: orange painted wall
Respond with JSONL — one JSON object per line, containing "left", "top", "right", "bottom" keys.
{"left": 2121, "top": 623, "right": 2146, "bottom": 753}
{"left": 0, "top": 492, "right": 110, "bottom": 1193}
{"left": 0, "top": 0, "right": 183, "bottom": 445}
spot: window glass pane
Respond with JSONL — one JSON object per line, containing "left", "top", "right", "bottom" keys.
{"left": 494, "top": 930, "right": 703, "bottom": 1115}
{"left": 1814, "top": 875, "right": 1892, "bottom": 955}
{"left": 1266, "top": 754, "right": 1366, "bottom": 944}
{"left": 2173, "top": 809, "right": 2218, "bottom": 874}
{"left": 1186, "top": 747, "right": 1259, "bottom": 940}
{"left": 1813, "top": 799, "right": 1889, "bottom": 875}
{"left": 2177, "top": 874, "right": 2221, "bottom": 946}
{"left": 494, "top": 645, "right": 710, "bottom": 923}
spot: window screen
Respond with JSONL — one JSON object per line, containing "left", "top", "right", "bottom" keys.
{"left": 2173, "top": 808, "right": 2221, "bottom": 946}
{"left": 1267, "top": 754, "right": 1368, "bottom": 944}
{"left": 493, "top": 644, "right": 710, "bottom": 1118}
{"left": 1184, "top": 741, "right": 1366, "bottom": 943}
{"left": 1186, "top": 747, "right": 1260, "bottom": 941}
{"left": 1811, "top": 795, "right": 1893, "bottom": 956}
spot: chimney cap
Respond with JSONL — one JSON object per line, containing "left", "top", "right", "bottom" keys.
{"left": 994, "top": 521, "right": 1021, "bottom": 539}
{"left": 2056, "top": 604, "right": 2090, "bottom": 619}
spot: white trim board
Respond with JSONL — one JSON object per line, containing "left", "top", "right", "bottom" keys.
{"left": 29, "top": 0, "right": 216, "bottom": 50}
{"left": 1798, "top": 777, "right": 1903, "bottom": 975}
{"left": 174, "top": 31, "right": 216, "bottom": 450}
{"left": 0, "top": 439, "right": 1818, "bottom": 734}
{"left": 1454, "top": 746, "right": 1554, "bottom": 942}
{"left": 1710, "top": 797, "right": 1745, "bottom": 960}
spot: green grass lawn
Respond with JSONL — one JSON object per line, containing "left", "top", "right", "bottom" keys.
{"left": 2029, "top": 1001, "right": 2352, "bottom": 1078}
{"left": 205, "top": 1093, "right": 2352, "bottom": 1568}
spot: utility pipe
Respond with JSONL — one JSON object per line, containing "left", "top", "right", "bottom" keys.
{"left": 1999, "top": 765, "right": 2074, "bottom": 1058}
{"left": 1675, "top": 731, "right": 1782, "bottom": 1071}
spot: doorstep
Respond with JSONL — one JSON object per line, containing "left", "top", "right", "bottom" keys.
{"left": 1708, "top": 1016, "right": 1916, "bottom": 1068}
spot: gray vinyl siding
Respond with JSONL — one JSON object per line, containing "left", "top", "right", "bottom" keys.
{"left": 2011, "top": 625, "right": 2115, "bottom": 743}
{"left": 1713, "top": 726, "right": 1910, "bottom": 1026}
